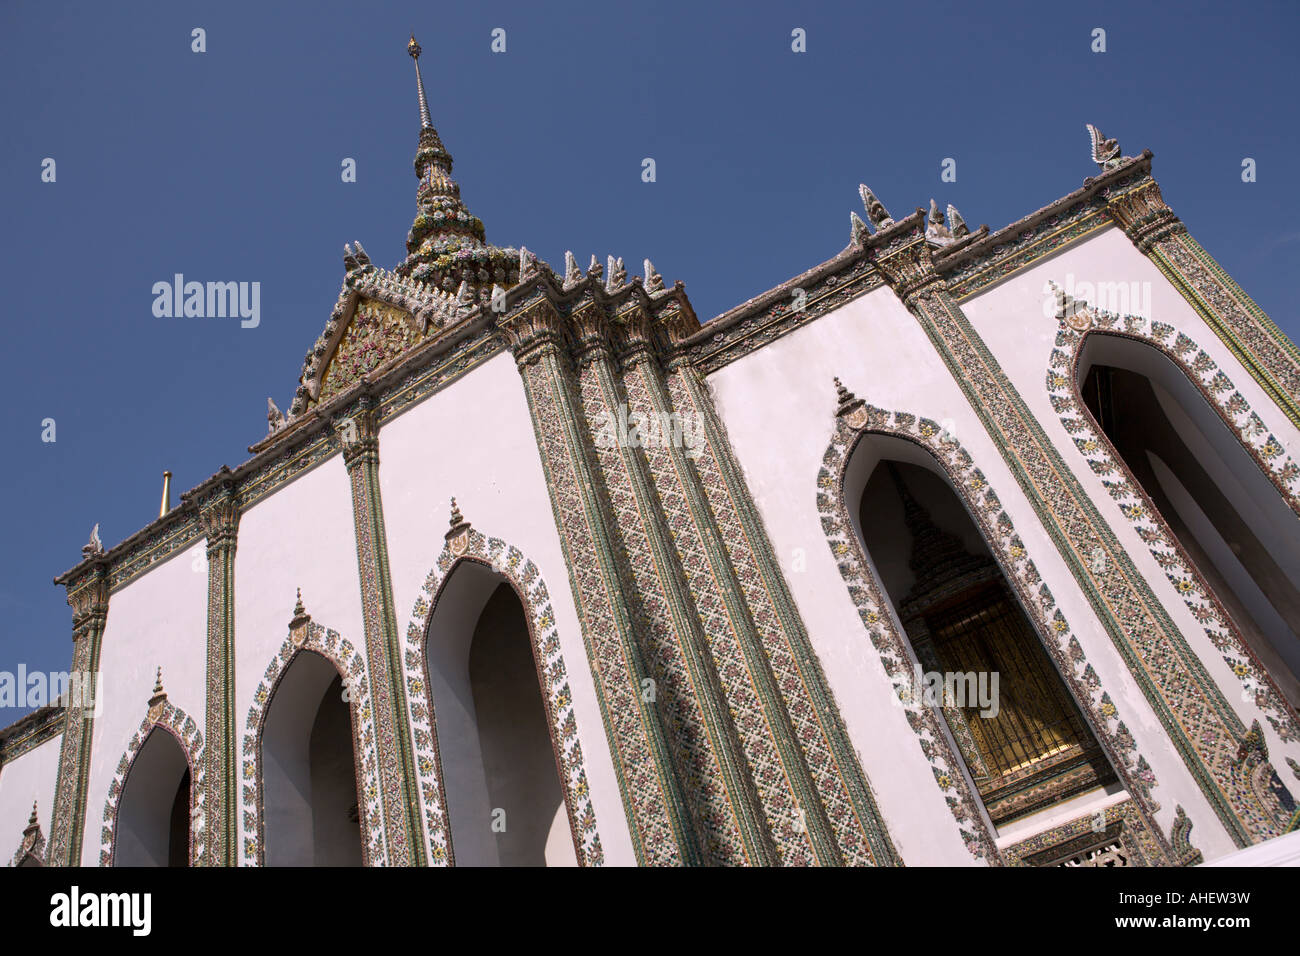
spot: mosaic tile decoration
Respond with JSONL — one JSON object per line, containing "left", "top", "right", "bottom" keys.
{"left": 401, "top": 518, "right": 604, "bottom": 866}
{"left": 99, "top": 699, "right": 206, "bottom": 867}
{"left": 510, "top": 324, "right": 696, "bottom": 865}
{"left": 622, "top": 359, "right": 817, "bottom": 864}
{"left": 1045, "top": 289, "right": 1300, "bottom": 746}
{"left": 578, "top": 339, "right": 757, "bottom": 864}
{"left": 1001, "top": 799, "right": 1168, "bottom": 867}
{"left": 665, "top": 364, "right": 896, "bottom": 865}
{"left": 818, "top": 395, "right": 1173, "bottom": 864}
{"left": 336, "top": 399, "right": 422, "bottom": 866}
{"left": 240, "top": 616, "right": 387, "bottom": 866}
{"left": 46, "top": 568, "right": 108, "bottom": 867}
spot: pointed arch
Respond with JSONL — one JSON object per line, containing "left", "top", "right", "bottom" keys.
{"left": 1045, "top": 294, "right": 1300, "bottom": 742}
{"left": 818, "top": 394, "right": 1173, "bottom": 864}
{"left": 99, "top": 697, "right": 205, "bottom": 867}
{"left": 402, "top": 517, "right": 604, "bottom": 866}
{"left": 240, "top": 616, "right": 385, "bottom": 866}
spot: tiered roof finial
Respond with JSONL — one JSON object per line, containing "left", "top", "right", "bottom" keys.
{"left": 396, "top": 35, "right": 518, "bottom": 301}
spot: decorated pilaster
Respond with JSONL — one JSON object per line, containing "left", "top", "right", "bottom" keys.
{"left": 197, "top": 470, "right": 239, "bottom": 866}
{"left": 648, "top": 295, "right": 900, "bottom": 866}
{"left": 499, "top": 294, "right": 701, "bottom": 865}
{"left": 1092, "top": 130, "right": 1300, "bottom": 432}
{"left": 863, "top": 187, "right": 1298, "bottom": 846}
{"left": 333, "top": 392, "right": 425, "bottom": 866}
{"left": 46, "top": 532, "right": 109, "bottom": 866}
{"left": 616, "top": 299, "right": 838, "bottom": 864}
{"left": 570, "top": 290, "right": 774, "bottom": 864}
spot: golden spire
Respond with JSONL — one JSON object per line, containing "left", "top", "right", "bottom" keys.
{"left": 159, "top": 471, "right": 172, "bottom": 519}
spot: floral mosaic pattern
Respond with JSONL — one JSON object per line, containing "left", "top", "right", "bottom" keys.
{"left": 9, "top": 813, "right": 46, "bottom": 867}
{"left": 1045, "top": 294, "right": 1300, "bottom": 744}
{"left": 517, "top": 342, "right": 689, "bottom": 864}
{"left": 100, "top": 701, "right": 205, "bottom": 867}
{"left": 578, "top": 353, "right": 751, "bottom": 864}
{"left": 669, "top": 366, "right": 894, "bottom": 865}
{"left": 318, "top": 301, "right": 420, "bottom": 406}
{"left": 817, "top": 399, "right": 1170, "bottom": 864}
{"left": 240, "top": 619, "right": 386, "bottom": 866}
{"left": 402, "top": 525, "right": 604, "bottom": 866}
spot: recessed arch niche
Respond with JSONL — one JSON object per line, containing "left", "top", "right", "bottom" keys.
{"left": 1076, "top": 332, "right": 1300, "bottom": 707}
{"left": 424, "top": 557, "right": 575, "bottom": 867}
{"left": 845, "top": 432, "right": 1119, "bottom": 828}
{"left": 113, "top": 726, "right": 192, "bottom": 867}
{"left": 261, "top": 649, "right": 364, "bottom": 866}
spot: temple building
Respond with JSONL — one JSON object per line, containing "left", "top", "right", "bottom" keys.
{"left": 3, "top": 38, "right": 1300, "bottom": 867}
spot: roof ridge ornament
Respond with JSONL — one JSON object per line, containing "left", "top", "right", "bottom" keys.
{"left": 563, "top": 251, "right": 582, "bottom": 289}
{"left": 850, "top": 210, "right": 870, "bottom": 245}
{"left": 606, "top": 256, "right": 626, "bottom": 293}
{"left": 82, "top": 524, "right": 104, "bottom": 559}
{"left": 858, "top": 184, "right": 895, "bottom": 231}
{"left": 946, "top": 203, "right": 969, "bottom": 238}
{"left": 1087, "top": 123, "right": 1124, "bottom": 171}
{"left": 267, "top": 397, "right": 285, "bottom": 435}
{"left": 925, "top": 199, "right": 955, "bottom": 247}
{"left": 643, "top": 258, "right": 665, "bottom": 295}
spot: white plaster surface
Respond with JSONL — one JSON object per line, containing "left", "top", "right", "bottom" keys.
{"left": 707, "top": 274, "right": 1243, "bottom": 862}
{"left": 378, "top": 350, "right": 635, "bottom": 866}
{"left": 0, "top": 735, "right": 60, "bottom": 863}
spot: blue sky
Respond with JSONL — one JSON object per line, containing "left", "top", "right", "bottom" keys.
{"left": 1, "top": 0, "right": 1297, "bottom": 725}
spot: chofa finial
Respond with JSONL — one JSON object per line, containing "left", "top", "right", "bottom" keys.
{"left": 946, "top": 203, "right": 969, "bottom": 237}
{"left": 643, "top": 258, "right": 665, "bottom": 295}
{"left": 1086, "top": 123, "right": 1123, "bottom": 171}
{"left": 83, "top": 524, "right": 104, "bottom": 559}
{"left": 925, "top": 199, "right": 954, "bottom": 246}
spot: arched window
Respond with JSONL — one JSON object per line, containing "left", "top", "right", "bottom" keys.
{"left": 114, "top": 727, "right": 191, "bottom": 866}
{"left": 261, "top": 650, "right": 363, "bottom": 866}
{"left": 1078, "top": 334, "right": 1300, "bottom": 707}
{"left": 425, "top": 558, "right": 574, "bottom": 866}
{"left": 850, "top": 439, "right": 1117, "bottom": 827}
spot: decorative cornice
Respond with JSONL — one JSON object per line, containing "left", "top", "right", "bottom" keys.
{"left": 0, "top": 705, "right": 64, "bottom": 765}
{"left": 195, "top": 469, "right": 240, "bottom": 553}
{"left": 1103, "top": 176, "right": 1186, "bottom": 252}
{"left": 332, "top": 393, "right": 381, "bottom": 469}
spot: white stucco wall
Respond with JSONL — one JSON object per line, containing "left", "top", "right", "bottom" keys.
{"left": 0, "top": 734, "right": 61, "bottom": 863}
{"left": 82, "top": 542, "right": 209, "bottom": 865}
{"left": 705, "top": 276, "right": 1241, "bottom": 862}
{"left": 233, "top": 453, "right": 364, "bottom": 865}
{"left": 378, "top": 350, "right": 636, "bottom": 866}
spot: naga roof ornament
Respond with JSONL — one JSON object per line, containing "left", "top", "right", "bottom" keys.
{"left": 858, "top": 184, "right": 895, "bottom": 231}
{"left": 1087, "top": 123, "right": 1124, "bottom": 171}
{"left": 946, "top": 203, "right": 969, "bottom": 237}
{"left": 925, "top": 198, "right": 955, "bottom": 247}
